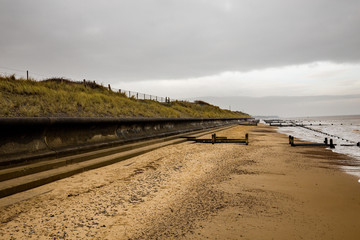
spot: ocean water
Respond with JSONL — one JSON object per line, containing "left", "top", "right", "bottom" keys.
{"left": 273, "top": 115, "right": 360, "bottom": 180}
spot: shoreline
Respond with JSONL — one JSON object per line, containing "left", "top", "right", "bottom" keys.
{"left": 275, "top": 122, "right": 360, "bottom": 181}
{"left": 1, "top": 124, "right": 360, "bottom": 239}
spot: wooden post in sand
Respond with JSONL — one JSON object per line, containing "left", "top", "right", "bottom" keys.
{"left": 330, "top": 139, "right": 335, "bottom": 149}
{"left": 324, "top": 138, "right": 328, "bottom": 145}
{"left": 289, "top": 135, "right": 295, "bottom": 146}
{"left": 290, "top": 136, "right": 295, "bottom": 146}
{"left": 211, "top": 134, "right": 216, "bottom": 145}
{"left": 245, "top": 133, "right": 249, "bottom": 145}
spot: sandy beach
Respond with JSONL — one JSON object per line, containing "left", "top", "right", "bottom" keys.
{"left": 1, "top": 124, "right": 360, "bottom": 239}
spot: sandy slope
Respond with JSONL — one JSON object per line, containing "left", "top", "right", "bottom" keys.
{"left": 0, "top": 124, "right": 359, "bottom": 239}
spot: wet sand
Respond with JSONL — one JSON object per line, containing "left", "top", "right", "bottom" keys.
{"left": 1, "top": 124, "right": 360, "bottom": 239}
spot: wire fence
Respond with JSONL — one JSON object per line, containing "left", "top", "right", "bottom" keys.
{"left": 104, "top": 83, "right": 176, "bottom": 103}
{"left": 0, "top": 66, "right": 179, "bottom": 103}
{"left": 117, "top": 89, "right": 174, "bottom": 102}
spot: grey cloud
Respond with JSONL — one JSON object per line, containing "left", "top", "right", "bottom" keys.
{"left": 1, "top": 0, "right": 360, "bottom": 81}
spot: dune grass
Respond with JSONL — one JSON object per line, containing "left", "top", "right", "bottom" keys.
{"left": 0, "top": 75, "right": 250, "bottom": 118}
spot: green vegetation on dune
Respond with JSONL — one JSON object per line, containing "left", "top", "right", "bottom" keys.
{"left": 0, "top": 75, "right": 251, "bottom": 118}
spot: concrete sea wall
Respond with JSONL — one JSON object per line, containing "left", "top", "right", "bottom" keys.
{"left": 0, "top": 117, "right": 251, "bottom": 165}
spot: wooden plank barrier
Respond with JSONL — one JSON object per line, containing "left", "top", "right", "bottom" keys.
{"left": 289, "top": 135, "right": 335, "bottom": 148}
{"left": 289, "top": 135, "right": 360, "bottom": 148}
{"left": 186, "top": 133, "right": 249, "bottom": 145}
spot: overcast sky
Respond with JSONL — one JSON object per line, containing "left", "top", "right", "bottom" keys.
{"left": 1, "top": 0, "right": 360, "bottom": 117}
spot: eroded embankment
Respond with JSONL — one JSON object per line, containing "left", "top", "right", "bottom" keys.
{"left": 1, "top": 124, "right": 359, "bottom": 239}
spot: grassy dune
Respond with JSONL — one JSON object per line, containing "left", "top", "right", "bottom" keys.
{"left": 0, "top": 75, "right": 250, "bottom": 118}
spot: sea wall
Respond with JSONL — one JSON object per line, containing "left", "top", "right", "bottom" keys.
{"left": 0, "top": 117, "right": 251, "bottom": 164}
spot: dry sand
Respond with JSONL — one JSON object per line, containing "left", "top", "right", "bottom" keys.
{"left": 0, "top": 124, "right": 360, "bottom": 239}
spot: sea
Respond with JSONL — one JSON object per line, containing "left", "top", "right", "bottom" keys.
{"left": 269, "top": 115, "right": 360, "bottom": 181}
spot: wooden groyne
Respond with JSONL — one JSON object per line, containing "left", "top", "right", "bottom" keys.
{"left": 185, "top": 133, "right": 249, "bottom": 145}
{"left": 264, "top": 119, "right": 359, "bottom": 147}
{"left": 288, "top": 135, "right": 359, "bottom": 148}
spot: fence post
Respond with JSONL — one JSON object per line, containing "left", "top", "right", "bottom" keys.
{"left": 108, "top": 84, "right": 111, "bottom": 91}
{"left": 324, "top": 138, "right": 328, "bottom": 145}
{"left": 83, "top": 79, "right": 86, "bottom": 87}
{"left": 245, "top": 133, "right": 249, "bottom": 145}
{"left": 137, "top": 93, "right": 138, "bottom": 99}
{"left": 26, "top": 70, "right": 29, "bottom": 80}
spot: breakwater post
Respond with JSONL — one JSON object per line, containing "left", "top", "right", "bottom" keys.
{"left": 289, "top": 135, "right": 294, "bottom": 146}
{"left": 212, "top": 134, "right": 216, "bottom": 145}
{"left": 330, "top": 139, "right": 335, "bottom": 149}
